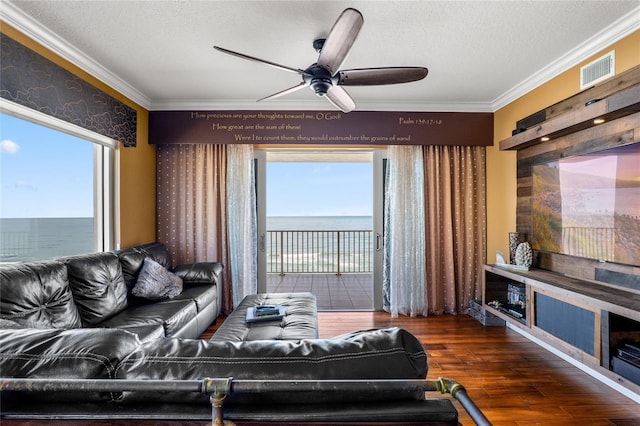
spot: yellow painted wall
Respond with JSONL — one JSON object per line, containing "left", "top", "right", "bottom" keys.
{"left": 1, "top": 23, "right": 156, "bottom": 248}
{"left": 488, "top": 30, "right": 640, "bottom": 262}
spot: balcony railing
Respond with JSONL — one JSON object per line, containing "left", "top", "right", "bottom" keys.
{"left": 265, "top": 230, "right": 373, "bottom": 275}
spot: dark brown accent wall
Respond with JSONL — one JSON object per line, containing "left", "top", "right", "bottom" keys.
{"left": 149, "top": 110, "right": 493, "bottom": 146}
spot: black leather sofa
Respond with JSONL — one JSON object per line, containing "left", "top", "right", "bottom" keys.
{"left": 0, "top": 243, "right": 468, "bottom": 424}
{"left": 0, "top": 242, "right": 222, "bottom": 341}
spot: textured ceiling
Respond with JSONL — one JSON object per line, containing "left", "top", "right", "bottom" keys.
{"left": 2, "top": 1, "right": 639, "bottom": 112}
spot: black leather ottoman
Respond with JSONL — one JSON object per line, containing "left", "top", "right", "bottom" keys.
{"left": 210, "top": 292, "right": 318, "bottom": 342}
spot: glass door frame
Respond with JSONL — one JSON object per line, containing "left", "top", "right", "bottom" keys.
{"left": 254, "top": 147, "right": 386, "bottom": 310}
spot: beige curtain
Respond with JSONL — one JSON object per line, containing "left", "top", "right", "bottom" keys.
{"left": 156, "top": 144, "right": 233, "bottom": 314}
{"left": 423, "top": 145, "right": 486, "bottom": 315}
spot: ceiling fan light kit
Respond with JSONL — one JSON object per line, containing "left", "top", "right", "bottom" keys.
{"left": 214, "top": 8, "right": 428, "bottom": 113}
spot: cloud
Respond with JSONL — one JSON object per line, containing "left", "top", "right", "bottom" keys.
{"left": 15, "top": 180, "right": 38, "bottom": 191}
{"left": 0, "top": 139, "right": 20, "bottom": 154}
{"left": 312, "top": 165, "right": 333, "bottom": 174}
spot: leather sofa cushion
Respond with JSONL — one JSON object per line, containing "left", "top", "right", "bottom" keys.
{"left": 65, "top": 252, "right": 128, "bottom": 326}
{"left": 173, "top": 284, "right": 217, "bottom": 312}
{"left": 0, "top": 261, "right": 82, "bottom": 329}
{"left": 0, "top": 327, "right": 141, "bottom": 379}
{"left": 173, "top": 262, "right": 223, "bottom": 319}
{"left": 97, "top": 299, "right": 197, "bottom": 337}
{"left": 173, "top": 262, "right": 223, "bottom": 285}
{"left": 0, "top": 327, "right": 141, "bottom": 402}
{"left": 107, "top": 323, "right": 166, "bottom": 343}
{"left": 117, "top": 327, "right": 427, "bottom": 404}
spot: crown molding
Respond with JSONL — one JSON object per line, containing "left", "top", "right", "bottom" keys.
{"left": 149, "top": 98, "right": 494, "bottom": 113}
{"left": 491, "top": 6, "right": 640, "bottom": 111}
{"left": 1, "top": 0, "right": 152, "bottom": 109}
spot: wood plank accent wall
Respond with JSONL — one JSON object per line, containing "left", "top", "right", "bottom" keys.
{"left": 511, "top": 67, "right": 640, "bottom": 282}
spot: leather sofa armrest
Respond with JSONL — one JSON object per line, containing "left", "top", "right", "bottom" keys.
{"left": 172, "top": 262, "right": 223, "bottom": 287}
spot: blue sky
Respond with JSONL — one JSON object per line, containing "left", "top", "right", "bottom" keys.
{"left": 1, "top": 113, "right": 373, "bottom": 218}
{"left": 267, "top": 161, "right": 372, "bottom": 217}
{"left": 1, "top": 113, "right": 94, "bottom": 218}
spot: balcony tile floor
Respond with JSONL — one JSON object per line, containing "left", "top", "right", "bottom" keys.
{"left": 267, "top": 273, "right": 373, "bottom": 310}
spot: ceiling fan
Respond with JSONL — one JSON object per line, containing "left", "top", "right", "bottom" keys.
{"left": 214, "top": 8, "right": 428, "bottom": 113}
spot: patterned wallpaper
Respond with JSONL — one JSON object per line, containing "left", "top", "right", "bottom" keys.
{"left": 0, "top": 33, "right": 137, "bottom": 147}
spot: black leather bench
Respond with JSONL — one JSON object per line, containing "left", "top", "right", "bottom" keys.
{"left": 211, "top": 292, "right": 318, "bottom": 342}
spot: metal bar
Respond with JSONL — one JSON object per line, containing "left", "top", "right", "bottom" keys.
{"left": 279, "top": 231, "right": 284, "bottom": 275}
{"left": 336, "top": 231, "right": 341, "bottom": 276}
{"left": 205, "top": 378, "right": 232, "bottom": 426}
{"left": 1, "top": 377, "right": 451, "bottom": 395}
{"left": 0, "top": 378, "right": 203, "bottom": 393}
{"left": 0, "top": 377, "right": 490, "bottom": 425}
{"left": 435, "top": 377, "right": 492, "bottom": 426}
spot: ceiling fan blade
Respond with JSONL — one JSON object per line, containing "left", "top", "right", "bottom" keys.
{"left": 317, "top": 8, "right": 364, "bottom": 76}
{"left": 257, "top": 82, "right": 308, "bottom": 102}
{"left": 214, "top": 46, "right": 306, "bottom": 75}
{"left": 325, "top": 86, "right": 356, "bottom": 113}
{"left": 338, "top": 67, "right": 429, "bottom": 86}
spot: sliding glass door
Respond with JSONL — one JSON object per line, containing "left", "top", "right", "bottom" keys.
{"left": 255, "top": 148, "right": 386, "bottom": 310}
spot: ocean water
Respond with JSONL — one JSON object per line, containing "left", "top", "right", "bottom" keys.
{"left": 0, "top": 217, "right": 94, "bottom": 263}
{"left": 0, "top": 216, "right": 372, "bottom": 263}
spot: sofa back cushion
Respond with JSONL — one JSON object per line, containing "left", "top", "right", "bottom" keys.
{"left": 0, "top": 261, "right": 82, "bottom": 329}
{"left": 117, "top": 242, "right": 173, "bottom": 291}
{"left": 0, "top": 327, "right": 141, "bottom": 402}
{"left": 65, "top": 252, "right": 128, "bottom": 326}
{"left": 0, "top": 327, "right": 141, "bottom": 379}
{"left": 117, "top": 327, "right": 427, "bottom": 404}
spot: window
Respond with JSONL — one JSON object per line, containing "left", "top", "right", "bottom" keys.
{"left": 0, "top": 102, "right": 115, "bottom": 262}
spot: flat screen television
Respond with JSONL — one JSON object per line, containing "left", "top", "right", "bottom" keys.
{"left": 532, "top": 142, "right": 640, "bottom": 266}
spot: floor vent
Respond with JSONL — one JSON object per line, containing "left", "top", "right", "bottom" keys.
{"left": 580, "top": 51, "right": 615, "bottom": 90}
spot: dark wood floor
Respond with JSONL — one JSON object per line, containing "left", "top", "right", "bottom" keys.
{"left": 314, "top": 311, "right": 640, "bottom": 426}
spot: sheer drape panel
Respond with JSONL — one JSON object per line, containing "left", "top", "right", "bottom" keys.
{"left": 156, "top": 144, "right": 232, "bottom": 314}
{"left": 423, "top": 146, "right": 486, "bottom": 314}
{"left": 226, "top": 144, "right": 258, "bottom": 308}
{"left": 383, "top": 146, "right": 427, "bottom": 318}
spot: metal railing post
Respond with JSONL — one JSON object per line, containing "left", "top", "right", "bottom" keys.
{"left": 279, "top": 232, "right": 284, "bottom": 276}
{"left": 336, "top": 231, "right": 341, "bottom": 276}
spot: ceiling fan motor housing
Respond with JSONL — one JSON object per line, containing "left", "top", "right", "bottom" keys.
{"left": 304, "top": 64, "right": 337, "bottom": 96}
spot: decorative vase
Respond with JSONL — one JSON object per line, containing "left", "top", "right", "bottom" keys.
{"left": 508, "top": 232, "right": 520, "bottom": 265}
{"left": 515, "top": 242, "right": 533, "bottom": 268}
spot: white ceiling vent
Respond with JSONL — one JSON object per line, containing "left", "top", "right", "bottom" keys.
{"left": 580, "top": 51, "right": 615, "bottom": 90}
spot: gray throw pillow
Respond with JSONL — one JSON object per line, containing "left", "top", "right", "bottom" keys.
{"left": 131, "top": 257, "right": 183, "bottom": 301}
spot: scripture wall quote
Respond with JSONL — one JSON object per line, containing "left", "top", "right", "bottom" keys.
{"left": 150, "top": 110, "right": 493, "bottom": 146}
